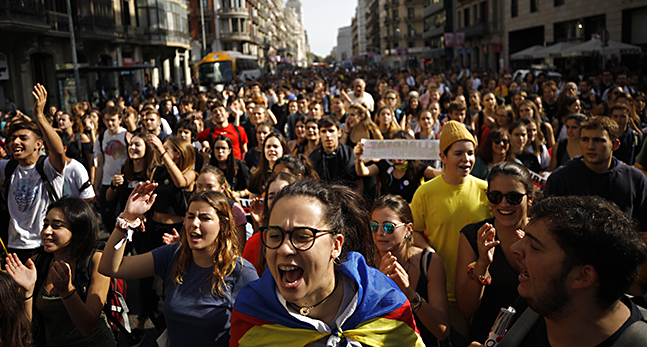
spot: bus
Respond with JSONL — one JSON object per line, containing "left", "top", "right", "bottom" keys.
{"left": 194, "top": 51, "right": 261, "bottom": 88}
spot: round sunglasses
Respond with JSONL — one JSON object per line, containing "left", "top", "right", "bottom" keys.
{"left": 370, "top": 222, "right": 406, "bottom": 234}
{"left": 486, "top": 191, "right": 526, "bottom": 205}
{"left": 492, "top": 138, "right": 510, "bottom": 145}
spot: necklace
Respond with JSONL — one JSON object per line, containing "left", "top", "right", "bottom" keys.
{"left": 289, "top": 273, "right": 339, "bottom": 316}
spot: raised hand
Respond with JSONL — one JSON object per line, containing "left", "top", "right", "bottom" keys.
{"left": 123, "top": 181, "right": 158, "bottom": 220}
{"left": 249, "top": 196, "right": 264, "bottom": 224}
{"left": 5, "top": 253, "right": 37, "bottom": 296}
{"left": 162, "top": 228, "right": 181, "bottom": 245}
{"left": 477, "top": 223, "right": 499, "bottom": 265}
{"left": 49, "top": 260, "right": 74, "bottom": 297}
{"left": 32, "top": 84, "right": 47, "bottom": 117}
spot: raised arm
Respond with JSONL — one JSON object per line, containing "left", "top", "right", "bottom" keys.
{"left": 147, "top": 134, "right": 197, "bottom": 189}
{"left": 99, "top": 182, "right": 158, "bottom": 280}
{"left": 32, "top": 84, "right": 66, "bottom": 173}
{"left": 353, "top": 143, "right": 378, "bottom": 177}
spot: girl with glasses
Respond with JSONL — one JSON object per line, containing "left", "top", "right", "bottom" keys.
{"left": 370, "top": 195, "right": 452, "bottom": 346}
{"left": 456, "top": 162, "right": 533, "bottom": 343}
{"left": 100, "top": 184, "right": 258, "bottom": 346}
{"left": 231, "top": 180, "right": 424, "bottom": 346}
{"left": 471, "top": 128, "right": 514, "bottom": 180}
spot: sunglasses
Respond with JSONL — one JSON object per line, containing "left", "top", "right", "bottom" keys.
{"left": 487, "top": 191, "right": 526, "bottom": 205}
{"left": 370, "top": 221, "right": 406, "bottom": 234}
{"left": 492, "top": 138, "right": 510, "bottom": 145}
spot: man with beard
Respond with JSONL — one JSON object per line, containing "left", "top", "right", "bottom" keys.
{"left": 470, "top": 195, "right": 647, "bottom": 347}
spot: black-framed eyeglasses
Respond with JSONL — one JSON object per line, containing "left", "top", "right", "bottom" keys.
{"left": 370, "top": 221, "right": 406, "bottom": 234}
{"left": 260, "top": 226, "right": 337, "bottom": 251}
{"left": 492, "top": 138, "right": 510, "bottom": 145}
{"left": 486, "top": 191, "right": 526, "bottom": 205}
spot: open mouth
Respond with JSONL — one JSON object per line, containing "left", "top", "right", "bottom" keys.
{"left": 189, "top": 232, "right": 202, "bottom": 242}
{"left": 279, "top": 265, "right": 304, "bottom": 286}
{"left": 498, "top": 210, "right": 515, "bottom": 216}
{"left": 519, "top": 270, "right": 530, "bottom": 281}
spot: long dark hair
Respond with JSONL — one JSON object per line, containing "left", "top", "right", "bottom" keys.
{"left": 0, "top": 272, "right": 31, "bottom": 347}
{"left": 248, "top": 132, "right": 289, "bottom": 193}
{"left": 269, "top": 179, "right": 376, "bottom": 266}
{"left": 209, "top": 135, "right": 238, "bottom": 178}
{"left": 274, "top": 154, "right": 320, "bottom": 180}
{"left": 123, "top": 132, "right": 156, "bottom": 181}
{"left": 46, "top": 197, "right": 99, "bottom": 261}
{"left": 478, "top": 127, "right": 511, "bottom": 164}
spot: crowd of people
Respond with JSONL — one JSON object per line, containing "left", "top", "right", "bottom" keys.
{"left": 0, "top": 62, "right": 647, "bottom": 347}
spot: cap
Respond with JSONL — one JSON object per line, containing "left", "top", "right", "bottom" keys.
{"left": 439, "top": 120, "right": 476, "bottom": 153}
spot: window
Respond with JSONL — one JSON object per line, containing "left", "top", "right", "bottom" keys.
{"left": 408, "top": 41, "right": 414, "bottom": 48}
{"left": 457, "top": 10, "right": 462, "bottom": 28}
{"left": 554, "top": 0, "right": 564, "bottom": 5}
{"left": 392, "top": 9, "right": 399, "bottom": 20}
{"left": 480, "top": 1, "right": 488, "bottom": 23}
{"left": 232, "top": 18, "right": 238, "bottom": 32}
{"left": 408, "top": 24, "right": 415, "bottom": 37}
{"left": 407, "top": 7, "right": 414, "bottom": 19}
{"left": 464, "top": 7, "right": 470, "bottom": 27}
{"left": 473, "top": 5, "right": 478, "bottom": 23}
{"left": 530, "top": 0, "right": 538, "bottom": 12}
{"left": 511, "top": 0, "right": 518, "bottom": 17}
{"left": 122, "top": 0, "right": 131, "bottom": 26}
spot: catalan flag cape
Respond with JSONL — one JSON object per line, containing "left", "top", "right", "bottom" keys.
{"left": 230, "top": 252, "right": 424, "bottom": 347}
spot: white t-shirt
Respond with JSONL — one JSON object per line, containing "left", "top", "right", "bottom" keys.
{"left": 0, "top": 157, "right": 65, "bottom": 249}
{"left": 348, "top": 92, "right": 375, "bottom": 112}
{"left": 63, "top": 159, "right": 95, "bottom": 200}
{"left": 94, "top": 129, "right": 128, "bottom": 186}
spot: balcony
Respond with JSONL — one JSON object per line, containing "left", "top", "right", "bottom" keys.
{"left": 219, "top": 7, "right": 249, "bottom": 17}
{"left": 404, "top": 15, "right": 422, "bottom": 22}
{"left": 405, "top": 0, "right": 427, "bottom": 3}
{"left": 384, "top": 17, "right": 400, "bottom": 26}
{"left": 0, "top": 0, "right": 49, "bottom": 31}
{"left": 384, "top": 0, "right": 399, "bottom": 10}
{"left": 46, "top": 10, "right": 69, "bottom": 33}
{"left": 77, "top": 14, "right": 116, "bottom": 39}
{"left": 220, "top": 31, "right": 253, "bottom": 42}
{"left": 463, "top": 21, "right": 490, "bottom": 38}
{"left": 406, "top": 32, "right": 422, "bottom": 39}
{"left": 385, "top": 34, "right": 401, "bottom": 42}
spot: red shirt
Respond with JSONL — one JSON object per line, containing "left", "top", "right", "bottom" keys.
{"left": 198, "top": 123, "right": 248, "bottom": 160}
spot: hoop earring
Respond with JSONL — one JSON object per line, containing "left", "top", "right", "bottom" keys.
{"left": 334, "top": 257, "right": 342, "bottom": 266}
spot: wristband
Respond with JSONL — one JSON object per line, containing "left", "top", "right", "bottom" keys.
{"left": 161, "top": 150, "right": 168, "bottom": 158}
{"left": 115, "top": 213, "right": 142, "bottom": 230}
{"left": 24, "top": 293, "right": 33, "bottom": 301}
{"left": 62, "top": 289, "right": 76, "bottom": 300}
{"left": 110, "top": 183, "right": 118, "bottom": 190}
{"left": 467, "top": 261, "right": 492, "bottom": 285}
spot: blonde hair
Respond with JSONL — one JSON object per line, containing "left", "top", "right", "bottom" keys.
{"left": 163, "top": 136, "right": 196, "bottom": 173}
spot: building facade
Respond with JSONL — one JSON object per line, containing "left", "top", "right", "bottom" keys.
{"left": 0, "top": 0, "right": 191, "bottom": 112}
{"left": 422, "top": 0, "right": 454, "bottom": 69}
{"left": 454, "top": 0, "right": 505, "bottom": 71}
{"left": 188, "top": 0, "right": 309, "bottom": 68}
{"left": 337, "top": 26, "right": 353, "bottom": 62}
{"left": 381, "top": 0, "right": 429, "bottom": 69}
{"left": 504, "top": 0, "right": 647, "bottom": 70}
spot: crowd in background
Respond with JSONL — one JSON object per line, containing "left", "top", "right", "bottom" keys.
{"left": 0, "top": 62, "right": 646, "bottom": 347}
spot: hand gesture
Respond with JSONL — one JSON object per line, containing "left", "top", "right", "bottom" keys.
{"left": 125, "top": 131, "right": 133, "bottom": 145}
{"left": 477, "top": 223, "right": 499, "bottom": 265}
{"left": 146, "top": 134, "right": 165, "bottom": 154}
{"left": 32, "top": 84, "right": 47, "bottom": 117}
{"left": 112, "top": 174, "right": 124, "bottom": 187}
{"left": 162, "top": 228, "right": 181, "bottom": 245}
{"left": 249, "top": 196, "right": 264, "bottom": 224}
{"left": 48, "top": 260, "right": 74, "bottom": 297}
{"left": 379, "top": 252, "right": 411, "bottom": 295}
{"left": 123, "top": 181, "right": 158, "bottom": 220}
{"left": 353, "top": 142, "right": 365, "bottom": 160}
{"left": 5, "top": 253, "right": 37, "bottom": 296}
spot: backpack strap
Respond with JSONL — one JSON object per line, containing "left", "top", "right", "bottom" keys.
{"left": 420, "top": 248, "right": 432, "bottom": 280}
{"left": 610, "top": 306, "right": 647, "bottom": 347}
{"left": 79, "top": 180, "right": 92, "bottom": 193}
{"left": 497, "top": 306, "right": 541, "bottom": 347}
{"left": 73, "top": 248, "right": 98, "bottom": 302}
{"left": 3, "top": 159, "right": 19, "bottom": 202}
{"left": 35, "top": 155, "right": 59, "bottom": 203}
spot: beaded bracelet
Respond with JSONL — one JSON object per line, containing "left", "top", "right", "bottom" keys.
{"left": 467, "top": 261, "right": 492, "bottom": 285}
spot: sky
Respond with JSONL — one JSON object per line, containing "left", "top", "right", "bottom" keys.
{"left": 300, "top": 0, "right": 357, "bottom": 57}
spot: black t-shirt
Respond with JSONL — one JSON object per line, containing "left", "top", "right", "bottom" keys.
{"left": 580, "top": 94, "right": 601, "bottom": 111}
{"left": 219, "top": 159, "right": 250, "bottom": 192}
{"left": 375, "top": 160, "right": 425, "bottom": 203}
{"left": 309, "top": 143, "right": 358, "bottom": 187}
{"left": 271, "top": 103, "right": 288, "bottom": 137}
{"left": 518, "top": 296, "right": 644, "bottom": 347}
{"left": 543, "top": 100, "right": 559, "bottom": 121}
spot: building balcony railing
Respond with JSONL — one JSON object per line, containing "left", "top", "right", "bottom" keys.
{"left": 406, "top": 32, "right": 422, "bottom": 39}
{"left": 77, "top": 14, "right": 116, "bottom": 38}
{"left": 220, "top": 31, "right": 253, "bottom": 42}
{"left": 46, "top": 10, "right": 69, "bottom": 33}
{"left": 462, "top": 21, "right": 490, "bottom": 38}
{"left": 384, "top": 0, "right": 399, "bottom": 10}
{"left": 404, "top": 15, "right": 422, "bottom": 22}
{"left": 386, "top": 34, "right": 401, "bottom": 42}
{"left": 219, "top": 7, "right": 249, "bottom": 16}
{"left": 0, "top": 0, "right": 48, "bottom": 29}
{"left": 384, "top": 17, "right": 400, "bottom": 26}
{"left": 405, "top": 0, "right": 427, "bottom": 4}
